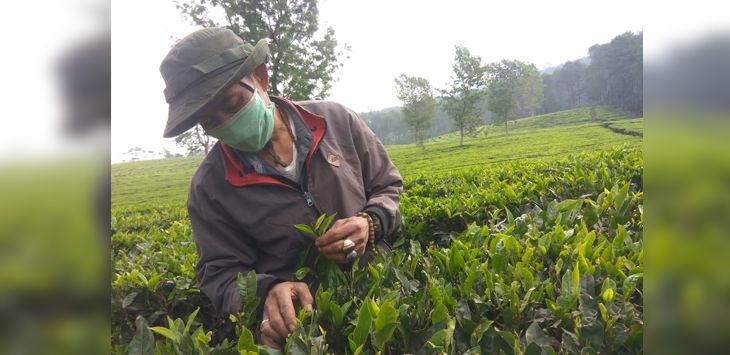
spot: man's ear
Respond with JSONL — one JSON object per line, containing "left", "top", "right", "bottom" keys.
{"left": 253, "top": 64, "right": 270, "bottom": 93}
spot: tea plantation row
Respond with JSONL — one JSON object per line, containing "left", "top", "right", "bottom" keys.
{"left": 112, "top": 107, "right": 642, "bottom": 208}
{"left": 112, "top": 146, "right": 643, "bottom": 354}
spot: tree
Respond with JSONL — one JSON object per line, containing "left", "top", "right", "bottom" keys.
{"left": 163, "top": 148, "right": 184, "bottom": 158}
{"left": 542, "top": 60, "right": 588, "bottom": 112}
{"left": 590, "top": 106, "right": 598, "bottom": 122}
{"left": 486, "top": 81, "right": 518, "bottom": 134}
{"left": 540, "top": 31, "right": 642, "bottom": 115}
{"left": 440, "top": 45, "right": 487, "bottom": 146}
{"left": 175, "top": 0, "right": 347, "bottom": 100}
{"left": 360, "top": 107, "right": 409, "bottom": 145}
{"left": 516, "top": 62, "right": 544, "bottom": 117}
{"left": 122, "top": 147, "right": 164, "bottom": 162}
{"left": 584, "top": 31, "right": 642, "bottom": 114}
{"left": 174, "top": 125, "right": 216, "bottom": 156}
{"left": 483, "top": 59, "right": 543, "bottom": 131}
{"left": 485, "top": 59, "right": 522, "bottom": 133}
{"left": 394, "top": 74, "right": 435, "bottom": 150}
{"left": 359, "top": 104, "right": 455, "bottom": 145}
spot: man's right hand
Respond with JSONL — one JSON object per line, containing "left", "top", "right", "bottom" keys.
{"left": 259, "top": 281, "right": 313, "bottom": 349}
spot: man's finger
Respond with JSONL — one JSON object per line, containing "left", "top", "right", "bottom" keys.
{"left": 265, "top": 298, "right": 289, "bottom": 339}
{"left": 318, "top": 237, "right": 355, "bottom": 255}
{"left": 275, "top": 287, "right": 298, "bottom": 333}
{"left": 316, "top": 218, "right": 356, "bottom": 246}
{"left": 261, "top": 332, "right": 280, "bottom": 350}
{"left": 260, "top": 319, "right": 279, "bottom": 343}
{"left": 356, "top": 242, "right": 367, "bottom": 257}
{"left": 327, "top": 250, "right": 349, "bottom": 263}
{"left": 319, "top": 249, "right": 344, "bottom": 263}
{"left": 318, "top": 243, "right": 358, "bottom": 263}
{"left": 292, "top": 283, "right": 314, "bottom": 312}
{"left": 319, "top": 226, "right": 369, "bottom": 255}
{"left": 316, "top": 220, "right": 358, "bottom": 247}
{"left": 331, "top": 218, "right": 346, "bottom": 229}
{"left": 315, "top": 226, "right": 344, "bottom": 247}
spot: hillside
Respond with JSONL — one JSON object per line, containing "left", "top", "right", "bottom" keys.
{"left": 390, "top": 107, "right": 640, "bottom": 174}
{"left": 112, "top": 107, "right": 642, "bottom": 207}
{"left": 112, "top": 106, "right": 643, "bottom": 353}
{"left": 112, "top": 147, "right": 644, "bottom": 353}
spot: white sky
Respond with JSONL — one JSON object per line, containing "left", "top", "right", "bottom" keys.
{"left": 2, "top": 1, "right": 728, "bottom": 163}
{"left": 109, "top": 0, "right": 647, "bottom": 162}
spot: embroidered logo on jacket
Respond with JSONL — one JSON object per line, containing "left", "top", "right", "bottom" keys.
{"left": 326, "top": 153, "right": 341, "bottom": 167}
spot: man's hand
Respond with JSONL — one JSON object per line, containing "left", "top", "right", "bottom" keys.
{"left": 315, "top": 215, "right": 369, "bottom": 263}
{"left": 259, "top": 282, "right": 313, "bottom": 349}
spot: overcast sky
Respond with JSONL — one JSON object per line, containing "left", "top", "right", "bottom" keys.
{"left": 104, "top": 1, "right": 717, "bottom": 162}
{"left": 1, "top": 1, "right": 727, "bottom": 164}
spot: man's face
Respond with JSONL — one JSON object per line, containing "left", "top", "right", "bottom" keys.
{"left": 196, "top": 76, "right": 260, "bottom": 131}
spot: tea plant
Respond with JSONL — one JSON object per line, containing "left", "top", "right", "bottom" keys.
{"left": 294, "top": 212, "right": 337, "bottom": 239}
{"left": 112, "top": 146, "right": 643, "bottom": 354}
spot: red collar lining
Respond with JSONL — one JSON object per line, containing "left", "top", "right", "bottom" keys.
{"left": 219, "top": 97, "right": 326, "bottom": 188}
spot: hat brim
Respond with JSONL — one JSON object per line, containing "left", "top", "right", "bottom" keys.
{"left": 163, "top": 39, "right": 270, "bottom": 138}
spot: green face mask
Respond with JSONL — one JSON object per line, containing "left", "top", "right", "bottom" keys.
{"left": 205, "top": 89, "right": 275, "bottom": 152}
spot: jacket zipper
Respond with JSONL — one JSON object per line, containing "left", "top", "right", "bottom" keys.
{"left": 300, "top": 161, "right": 323, "bottom": 216}
{"left": 258, "top": 178, "right": 322, "bottom": 216}
{"left": 267, "top": 150, "right": 322, "bottom": 216}
{"left": 303, "top": 191, "right": 318, "bottom": 210}
{"left": 265, "top": 175, "right": 322, "bottom": 216}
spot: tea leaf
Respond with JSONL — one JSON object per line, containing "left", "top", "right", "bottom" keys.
{"left": 373, "top": 301, "right": 398, "bottom": 350}
{"left": 314, "top": 213, "right": 327, "bottom": 234}
{"left": 237, "top": 326, "right": 257, "bottom": 354}
{"left": 294, "top": 224, "right": 316, "bottom": 238}
{"left": 431, "top": 302, "right": 449, "bottom": 325}
{"left": 149, "top": 327, "right": 176, "bottom": 341}
{"left": 122, "top": 292, "right": 138, "bottom": 309}
{"left": 129, "top": 316, "right": 154, "bottom": 355}
{"left": 349, "top": 299, "right": 372, "bottom": 352}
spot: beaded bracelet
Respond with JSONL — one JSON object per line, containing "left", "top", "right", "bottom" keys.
{"left": 356, "top": 212, "right": 376, "bottom": 255}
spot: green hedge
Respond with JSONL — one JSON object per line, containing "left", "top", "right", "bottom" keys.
{"left": 112, "top": 146, "right": 643, "bottom": 354}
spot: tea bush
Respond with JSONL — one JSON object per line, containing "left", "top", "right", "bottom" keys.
{"left": 112, "top": 146, "right": 642, "bottom": 354}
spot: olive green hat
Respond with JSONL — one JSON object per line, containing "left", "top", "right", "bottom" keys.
{"left": 159, "top": 27, "right": 270, "bottom": 138}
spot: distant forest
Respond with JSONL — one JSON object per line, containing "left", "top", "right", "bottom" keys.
{"left": 361, "top": 31, "right": 642, "bottom": 145}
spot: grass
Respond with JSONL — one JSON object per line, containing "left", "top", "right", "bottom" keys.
{"left": 111, "top": 106, "right": 644, "bottom": 352}
{"left": 112, "top": 156, "right": 200, "bottom": 208}
{"left": 112, "top": 106, "right": 642, "bottom": 207}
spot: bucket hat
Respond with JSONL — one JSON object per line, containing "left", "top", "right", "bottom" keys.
{"left": 159, "top": 27, "right": 270, "bottom": 137}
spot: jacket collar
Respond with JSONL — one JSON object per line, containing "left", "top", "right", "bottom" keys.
{"left": 219, "top": 96, "right": 326, "bottom": 187}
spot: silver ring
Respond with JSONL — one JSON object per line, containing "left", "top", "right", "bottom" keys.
{"left": 342, "top": 239, "right": 355, "bottom": 250}
{"left": 346, "top": 249, "right": 358, "bottom": 261}
{"left": 260, "top": 318, "right": 269, "bottom": 330}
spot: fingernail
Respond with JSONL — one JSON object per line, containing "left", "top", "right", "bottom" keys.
{"left": 306, "top": 304, "right": 313, "bottom": 312}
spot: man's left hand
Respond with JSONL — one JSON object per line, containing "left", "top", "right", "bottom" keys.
{"left": 315, "top": 215, "right": 368, "bottom": 263}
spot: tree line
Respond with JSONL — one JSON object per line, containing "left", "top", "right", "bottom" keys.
{"left": 375, "top": 31, "right": 642, "bottom": 146}
{"left": 165, "top": 0, "right": 641, "bottom": 154}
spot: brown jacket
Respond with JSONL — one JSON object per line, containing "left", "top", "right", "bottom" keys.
{"left": 187, "top": 96, "right": 403, "bottom": 315}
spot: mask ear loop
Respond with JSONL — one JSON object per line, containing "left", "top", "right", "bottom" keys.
{"left": 204, "top": 82, "right": 259, "bottom": 136}
{"left": 238, "top": 81, "right": 256, "bottom": 93}
{"left": 252, "top": 84, "right": 295, "bottom": 168}
{"left": 238, "top": 81, "right": 270, "bottom": 116}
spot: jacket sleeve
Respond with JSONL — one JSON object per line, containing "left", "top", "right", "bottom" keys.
{"left": 345, "top": 107, "right": 404, "bottom": 240}
{"left": 187, "top": 182, "right": 285, "bottom": 316}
